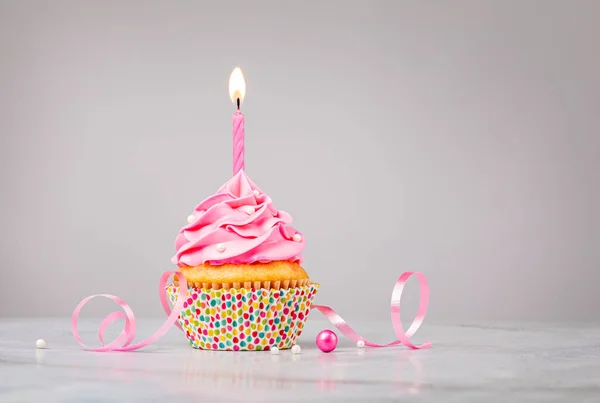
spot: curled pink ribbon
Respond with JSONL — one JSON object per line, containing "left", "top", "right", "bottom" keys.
{"left": 72, "top": 271, "right": 430, "bottom": 351}
{"left": 71, "top": 271, "right": 187, "bottom": 352}
{"left": 312, "top": 271, "right": 431, "bottom": 349}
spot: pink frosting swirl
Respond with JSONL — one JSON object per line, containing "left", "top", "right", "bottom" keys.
{"left": 172, "top": 170, "right": 305, "bottom": 266}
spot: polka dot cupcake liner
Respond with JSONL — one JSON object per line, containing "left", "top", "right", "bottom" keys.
{"left": 166, "top": 283, "right": 320, "bottom": 351}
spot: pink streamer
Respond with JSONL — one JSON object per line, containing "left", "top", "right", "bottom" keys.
{"left": 71, "top": 271, "right": 430, "bottom": 352}
{"left": 312, "top": 271, "right": 431, "bottom": 349}
{"left": 71, "top": 271, "right": 186, "bottom": 352}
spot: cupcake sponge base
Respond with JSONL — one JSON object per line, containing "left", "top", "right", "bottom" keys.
{"left": 176, "top": 261, "right": 310, "bottom": 290}
{"left": 166, "top": 283, "right": 319, "bottom": 351}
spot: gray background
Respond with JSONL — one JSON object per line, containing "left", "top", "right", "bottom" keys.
{"left": 1, "top": 0, "right": 598, "bottom": 324}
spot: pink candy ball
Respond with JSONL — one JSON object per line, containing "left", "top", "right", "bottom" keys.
{"left": 316, "top": 330, "right": 338, "bottom": 353}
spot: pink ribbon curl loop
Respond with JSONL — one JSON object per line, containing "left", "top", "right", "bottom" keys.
{"left": 71, "top": 271, "right": 187, "bottom": 352}
{"left": 311, "top": 271, "right": 431, "bottom": 349}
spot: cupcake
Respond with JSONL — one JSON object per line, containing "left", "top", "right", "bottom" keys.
{"left": 166, "top": 170, "right": 318, "bottom": 351}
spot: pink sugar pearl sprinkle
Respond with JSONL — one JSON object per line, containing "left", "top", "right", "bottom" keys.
{"left": 316, "top": 330, "right": 338, "bottom": 353}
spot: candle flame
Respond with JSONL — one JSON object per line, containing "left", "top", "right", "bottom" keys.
{"left": 229, "top": 67, "right": 246, "bottom": 105}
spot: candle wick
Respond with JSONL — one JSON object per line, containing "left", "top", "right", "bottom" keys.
{"left": 236, "top": 98, "right": 240, "bottom": 111}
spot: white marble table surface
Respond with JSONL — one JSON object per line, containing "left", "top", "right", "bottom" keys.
{"left": 1, "top": 318, "right": 599, "bottom": 402}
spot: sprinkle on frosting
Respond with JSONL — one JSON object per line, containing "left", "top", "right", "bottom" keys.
{"left": 172, "top": 170, "right": 305, "bottom": 266}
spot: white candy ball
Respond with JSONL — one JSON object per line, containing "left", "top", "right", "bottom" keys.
{"left": 36, "top": 339, "right": 46, "bottom": 349}
{"left": 216, "top": 243, "right": 226, "bottom": 253}
{"left": 292, "top": 233, "right": 302, "bottom": 242}
{"left": 246, "top": 206, "right": 256, "bottom": 215}
{"left": 187, "top": 214, "right": 195, "bottom": 223}
{"left": 291, "top": 345, "right": 301, "bottom": 354}
{"left": 253, "top": 190, "right": 260, "bottom": 196}
{"left": 357, "top": 340, "right": 365, "bottom": 348}
{"left": 270, "top": 347, "right": 280, "bottom": 355}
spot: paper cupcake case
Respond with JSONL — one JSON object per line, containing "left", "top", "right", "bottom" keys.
{"left": 166, "top": 283, "right": 319, "bottom": 351}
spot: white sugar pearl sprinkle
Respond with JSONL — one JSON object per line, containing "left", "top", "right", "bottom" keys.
{"left": 291, "top": 345, "right": 301, "bottom": 354}
{"left": 270, "top": 347, "right": 280, "bottom": 355}
{"left": 245, "top": 206, "right": 256, "bottom": 215}
{"left": 357, "top": 340, "right": 365, "bottom": 348}
{"left": 253, "top": 190, "right": 260, "bottom": 196}
{"left": 292, "top": 233, "right": 302, "bottom": 242}
{"left": 216, "top": 243, "right": 226, "bottom": 253}
{"left": 187, "top": 214, "right": 195, "bottom": 223}
{"left": 36, "top": 339, "right": 46, "bottom": 349}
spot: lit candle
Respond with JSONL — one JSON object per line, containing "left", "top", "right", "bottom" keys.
{"left": 229, "top": 67, "right": 246, "bottom": 175}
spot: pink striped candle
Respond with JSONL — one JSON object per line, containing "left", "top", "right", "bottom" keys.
{"left": 229, "top": 67, "right": 246, "bottom": 175}
{"left": 232, "top": 110, "right": 245, "bottom": 174}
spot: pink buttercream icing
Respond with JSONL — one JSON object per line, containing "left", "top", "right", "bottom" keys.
{"left": 172, "top": 170, "right": 305, "bottom": 266}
